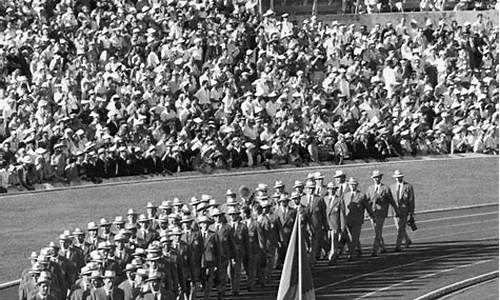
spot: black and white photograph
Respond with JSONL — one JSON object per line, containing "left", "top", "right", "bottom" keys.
{"left": 0, "top": 0, "right": 498, "bottom": 299}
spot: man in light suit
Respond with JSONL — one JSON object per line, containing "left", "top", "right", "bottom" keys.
{"left": 366, "top": 170, "right": 400, "bottom": 256}
{"left": 325, "top": 182, "right": 342, "bottom": 265}
{"left": 340, "top": 178, "right": 375, "bottom": 260}
{"left": 333, "top": 170, "right": 348, "bottom": 197}
{"left": 390, "top": 170, "right": 415, "bottom": 251}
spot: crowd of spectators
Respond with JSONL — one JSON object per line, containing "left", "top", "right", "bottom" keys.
{"left": 0, "top": 1, "right": 497, "bottom": 191}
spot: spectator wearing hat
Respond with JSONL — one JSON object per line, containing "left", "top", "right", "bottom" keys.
{"left": 366, "top": 170, "right": 400, "bottom": 256}
{"left": 90, "top": 270, "right": 124, "bottom": 300}
{"left": 340, "top": 178, "right": 375, "bottom": 261}
{"left": 390, "top": 170, "right": 415, "bottom": 251}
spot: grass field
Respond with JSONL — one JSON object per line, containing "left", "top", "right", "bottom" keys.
{"left": 0, "top": 156, "right": 498, "bottom": 283}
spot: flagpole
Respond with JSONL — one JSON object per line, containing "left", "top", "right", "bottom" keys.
{"left": 298, "top": 207, "right": 303, "bottom": 300}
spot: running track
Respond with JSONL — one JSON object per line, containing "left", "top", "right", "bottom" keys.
{"left": 1, "top": 204, "right": 497, "bottom": 300}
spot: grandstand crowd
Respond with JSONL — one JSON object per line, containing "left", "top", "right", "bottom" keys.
{"left": 0, "top": 0, "right": 498, "bottom": 191}
{"left": 19, "top": 169, "right": 415, "bottom": 300}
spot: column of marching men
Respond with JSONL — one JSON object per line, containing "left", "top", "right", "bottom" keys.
{"left": 19, "top": 169, "right": 415, "bottom": 300}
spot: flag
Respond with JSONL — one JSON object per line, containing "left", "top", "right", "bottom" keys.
{"left": 277, "top": 211, "right": 316, "bottom": 300}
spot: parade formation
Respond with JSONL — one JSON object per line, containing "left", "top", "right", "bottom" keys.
{"left": 19, "top": 168, "right": 415, "bottom": 300}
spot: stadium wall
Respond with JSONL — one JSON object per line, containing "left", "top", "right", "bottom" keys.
{"left": 289, "top": 9, "right": 499, "bottom": 28}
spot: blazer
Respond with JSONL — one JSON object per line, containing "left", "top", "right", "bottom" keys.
{"left": 213, "top": 223, "right": 235, "bottom": 261}
{"left": 342, "top": 190, "right": 374, "bottom": 226}
{"left": 117, "top": 280, "right": 139, "bottom": 300}
{"left": 200, "top": 230, "right": 220, "bottom": 268}
{"left": 246, "top": 219, "right": 264, "bottom": 253}
{"left": 365, "top": 183, "right": 398, "bottom": 218}
{"left": 231, "top": 222, "right": 249, "bottom": 260}
{"left": 90, "top": 287, "right": 124, "bottom": 300}
{"left": 308, "top": 196, "right": 328, "bottom": 230}
{"left": 69, "top": 287, "right": 92, "bottom": 300}
{"left": 325, "top": 193, "right": 344, "bottom": 232}
{"left": 390, "top": 181, "right": 415, "bottom": 216}
{"left": 181, "top": 229, "right": 203, "bottom": 281}
{"left": 141, "top": 288, "right": 175, "bottom": 300}
{"left": 275, "top": 206, "right": 296, "bottom": 242}
{"left": 265, "top": 213, "right": 283, "bottom": 249}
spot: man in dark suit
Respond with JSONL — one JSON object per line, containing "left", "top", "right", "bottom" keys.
{"left": 226, "top": 207, "right": 248, "bottom": 296}
{"left": 211, "top": 208, "right": 235, "bottom": 299}
{"left": 117, "top": 264, "right": 139, "bottom": 300}
{"left": 142, "top": 271, "right": 175, "bottom": 300}
{"left": 262, "top": 200, "right": 282, "bottom": 280}
{"left": 275, "top": 194, "right": 296, "bottom": 265}
{"left": 340, "top": 178, "right": 375, "bottom": 260}
{"left": 90, "top": 270, "right": 124, "bottom": 300}
{"left": 136, "top": 215, "right": 158, "bottom": 246}
{"left": 253, "top": 203, "right": 269, "bottom": 287}
{"left": 390, "top": 170, "right": 415, "bottom": 251}
{"left": 241, "top": 206, "right": 262, "bottom": 292}
{"left": 305, "top": 181, "right": 328, "bottom": 265}
{"left": 366, "top": 170, "right": 400, "bottom": 256}
{"left": 325, "top": 182, "right": 343, "bottom": 265}
{"left": 168, "top": 226, "right": 192, "bottom": 299}
{"left": 198, "top": 216, "right": 220, "bottom": 300}
{"left": 180, "top": 215, "right": 202, "bottom": 300}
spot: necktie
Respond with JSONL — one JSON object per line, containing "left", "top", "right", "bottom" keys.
{"left": 397, "top": 184, "right": 401, "bottom": 202}
{"left": 233, "top": 223, "right": 237, "bottom": 231}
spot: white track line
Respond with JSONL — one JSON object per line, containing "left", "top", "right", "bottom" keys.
{"left": 359, "top": 218, "right": 498, "bottom": 241}
{"left": 314, "top": 232, "right": 498, "bottom": 276}
{"left": 1, "top": 154, "right": 496, "bottom": 198}
{"left": 415, "top": 270, "right": 499, "bottom": 300}
{"left": 362, "top": 211, "right": 499, "bottom": 231}
{"left": 315, "top": 248, "right": 483, "bottom": 291}
{"left": 355, "top": 259, "right": 495, "bottom": 299}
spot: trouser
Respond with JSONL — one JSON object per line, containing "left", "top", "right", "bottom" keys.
{"left": 264, "top": 247, "right": 277, "bottom": 280}
{"left": 310, "top": 227, "right": 325, "bottom": 264}
{"left": 218, "top": 259, "right": 229, "bottom": 296}
{"left": 244, "top": 250, "right": 259, "bottom": 289}
{"left": 278, "top": 238, "right": 289, "bottom": 264}
{"left": 328, "top": 229, "right": 340, "bottom": 260}
{"left": 229, "top": 258, "right": 242, "bottom": 294}
{"left": 201, "top": 266, "right": 216, "bottom": 300}
{"left": 372, "top": 216, "right": 386, "bottom": 253}
{"left": 257, "top": 249, "right": 266, "bottom": 284}
{"left": 347, "top": 224, "right": 362, "bottom": 257}
{"left": 394, "top": 214, "right": 411, "bottom": 248}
